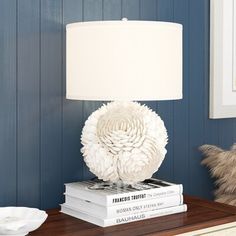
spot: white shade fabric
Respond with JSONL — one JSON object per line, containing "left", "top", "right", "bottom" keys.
{"left": 66, "top": 20, "right": 183, "bottom": 101}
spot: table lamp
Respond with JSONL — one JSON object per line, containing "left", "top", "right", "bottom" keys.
{"left": 66, "top": 19, "right": 182, "bottom": 185}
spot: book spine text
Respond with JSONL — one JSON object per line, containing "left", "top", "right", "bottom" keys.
{"left": 107, "top": 185, "right": 183, "bottom": 206}
{"left": 105, "top": 204, "right": 187, "bottom": 227}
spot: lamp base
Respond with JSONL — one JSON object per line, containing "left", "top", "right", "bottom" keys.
{"left": 81, "top": 101, "right": 168, "bottom": 184}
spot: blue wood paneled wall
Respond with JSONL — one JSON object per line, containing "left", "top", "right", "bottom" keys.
{"left": 0, "top": 0, "right": 236, "bottom": 209}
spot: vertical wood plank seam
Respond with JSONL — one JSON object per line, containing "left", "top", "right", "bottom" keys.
{"left": 187, "top": 0, "right": 190, "bottom": 193}
{"left": 201, "top": 0, "right": 206, "bottom": 196}
{"left": 139, "top": 0, "right": 141, "bottom": 19}
{"left": 81, "top": 0, "right": 85, "bottom": 180}
{"left": 172, "top": 0, "right": 174, "bottom": 181}
{"left": 203, "top": 0, "right": 215, "bottom": 199}
{"left": 121, "top": 0, "right": 123, "bottom": 18}
{"left": 102, "top": 0, "right": 104, "bottom": 20}
{"left": 82, "top": 0, "right": 84, "bottom": 22}
{"left": 155, "top": 0, "right": 158, "bottom": 20}
{"left": 61, "top": 0, "right": 64, "bottom": 201}
{"left": 120, "top": 0, "right": 122, "bottom": 19}
{"left": 171, "top": 0, "right": 175, "bottom": 180}
{"left": 203, "top": 0, "right": 207, "bottom": 146}
{"left": 188, "top": 0, "right": 192, "bottom": 194}
{"left": 39, "top": 0, "right": 42, "bottom": 209}
{"left": 16, "top": 0, "right": 18, "bottom": 206}
{"left": 171, "top": 0, "right": 175, "bottom": 181}
{"left": 58, "top": 0, "right": 64, "bottom": 204}
{"left": 204, "top": 0, "right": 212, "bottom": 145}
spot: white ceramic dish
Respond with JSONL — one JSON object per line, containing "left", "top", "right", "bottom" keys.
{"left": 0, "top": 207, "right": 47, "bottom": 236}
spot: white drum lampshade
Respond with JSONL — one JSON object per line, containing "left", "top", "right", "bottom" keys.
{"left": 66, "top": 20, "right": 182, "bottom": 101}
{"left": 66, "top": 20, "right": 183, "bottom": 184}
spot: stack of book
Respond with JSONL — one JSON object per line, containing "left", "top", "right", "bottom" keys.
{"left": 61, "top": 178, "right": 187, "bottom": 227}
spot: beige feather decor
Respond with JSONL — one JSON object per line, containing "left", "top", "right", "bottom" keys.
{"left": 199, "top": 144, "right": 236, "bottom": 206}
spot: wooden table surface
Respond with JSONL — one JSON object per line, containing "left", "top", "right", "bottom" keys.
{"left": 31, "top": 196, "right": 236, "bottom": 236}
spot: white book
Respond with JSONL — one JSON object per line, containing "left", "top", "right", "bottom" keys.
{"left": 61, "top": 203, "right": 187, "bottom": 227}
{"left": 65, "top": 178, "right": 183, "bottom": 207}
{"left": 64, "top": 194, "right": 183, "bottom": 219}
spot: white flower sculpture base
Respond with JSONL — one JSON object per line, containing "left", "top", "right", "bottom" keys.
{"left": 81, "top": 101, "right": 168, "bottom": 184}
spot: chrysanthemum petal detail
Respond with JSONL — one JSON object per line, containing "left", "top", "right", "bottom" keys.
{"left": 81, "top": 101, "right": 168, "bottom": 184}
